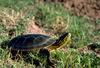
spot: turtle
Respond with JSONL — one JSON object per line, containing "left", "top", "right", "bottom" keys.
{"left": 8, "top": 32, "right": 71, "bottom": 67}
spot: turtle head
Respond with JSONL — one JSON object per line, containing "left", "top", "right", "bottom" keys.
{"left": 48, "top": 32, "right": 71, "bottom": 50}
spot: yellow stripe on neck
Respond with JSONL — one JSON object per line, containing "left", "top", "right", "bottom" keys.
{"left": 47, "top": 33, "right": 71, "bottom": 51}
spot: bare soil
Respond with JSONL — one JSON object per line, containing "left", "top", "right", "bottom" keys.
{"left": 41, "top": 0, "right": 100, "bottom": 19}
{"left": 64, "top": 0, "right": 100, "bottom": 19}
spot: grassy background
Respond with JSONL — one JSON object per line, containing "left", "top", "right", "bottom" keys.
{"left": 0, "top": 0, "right": 100, "bottom": 68}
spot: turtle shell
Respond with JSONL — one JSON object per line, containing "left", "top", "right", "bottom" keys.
{"left": 8, "top": 34, "right": 55, "bottom": 51}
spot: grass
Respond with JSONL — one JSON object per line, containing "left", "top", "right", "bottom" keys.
{"left": 0, "top": 0, "right": 100, "bottom": 68}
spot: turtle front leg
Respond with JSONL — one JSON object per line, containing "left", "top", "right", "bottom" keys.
{"left": 39, "top": 48, "right": 55, "bottom": 68}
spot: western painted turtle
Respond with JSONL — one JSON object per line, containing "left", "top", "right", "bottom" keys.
{"left": 8, "top": 32, "right": 71, "bottom": 67}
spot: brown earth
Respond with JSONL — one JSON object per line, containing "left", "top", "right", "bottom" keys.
{"left": 64, "top": 0, "right": 100, "bottom": 19}
{"left": 24, "top": 16, "right": 47, "bottom": 35}
{"left": 41, "top": 0, "right": 100, "bottom": 19}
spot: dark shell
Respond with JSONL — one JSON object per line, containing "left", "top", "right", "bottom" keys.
{"left": 8, "top": 34, "right": 55, "bottom": 51}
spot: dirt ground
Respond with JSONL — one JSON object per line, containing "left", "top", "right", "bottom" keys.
{"left": 41, "top": 0, "right": 100, "bottom": 19}
{"left": 64, "top": 0, "right": 100, "bottom": 19}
